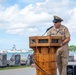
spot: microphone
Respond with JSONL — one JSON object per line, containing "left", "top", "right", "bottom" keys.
{"left": 46, "top": 26, "right": 53, "bottom": 32}
{"left": 42, "top": 26, "right": 53, "bottom": 36}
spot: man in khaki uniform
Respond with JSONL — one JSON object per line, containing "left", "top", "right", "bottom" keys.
{"left": 47, "top": 16, "right": 70, "bottom": 75}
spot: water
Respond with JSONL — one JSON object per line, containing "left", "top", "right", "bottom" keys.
{"left": 4, "top": 51, "right": 76, "bottom": 60}
{"left": 7, "top": 52, "right": 33, "bottom": 60}
{"left": 69, "top": 51, "right": 76, "bottom": 55}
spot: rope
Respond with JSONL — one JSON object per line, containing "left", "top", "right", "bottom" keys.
{"left": 32, "top": 53, "right": 51, "bottom": 75}
{"left": 34, "top": 60, "right": 51, "bottom": 75}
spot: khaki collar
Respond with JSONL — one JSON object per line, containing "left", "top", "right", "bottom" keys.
{"left": 53, "top": 25, "right": 63, "bottom": 30}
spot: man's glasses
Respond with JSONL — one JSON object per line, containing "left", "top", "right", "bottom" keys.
{"left": 54, "top": 22, "right": 58, "bottom": 23}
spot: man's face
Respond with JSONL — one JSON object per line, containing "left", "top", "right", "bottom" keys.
{"left": 53, "top": 22, "right": 61, "bottom": 28}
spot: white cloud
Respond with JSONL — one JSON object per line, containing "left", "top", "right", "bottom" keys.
{"left": 64, "top": 8, "right": 76, "bottom": 33}
{"left": 0, "top": 0, "right": 76, "bottom": 36}
{"left": 6, "top": 28, "right": 24, "bottom": 34}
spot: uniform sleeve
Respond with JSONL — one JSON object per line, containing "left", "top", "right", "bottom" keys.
{"left": 64, "top": 27, "right": 70, "bottom": 38}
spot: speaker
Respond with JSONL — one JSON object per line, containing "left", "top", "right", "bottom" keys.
{"left": 15, "top": 55, "right": 20, "bottom": 65}
{"left": 2, "top": 54, "right": 7, "bottom": 66}
{"left": 67, "top": 65, "right": 76, "bottom": 75}
{"left": 0, "top": 54, "right": 7, "bottom": 67}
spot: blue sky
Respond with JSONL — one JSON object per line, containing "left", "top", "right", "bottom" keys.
{"left": 0, "top": 0, "right": 76, "bottom": 50}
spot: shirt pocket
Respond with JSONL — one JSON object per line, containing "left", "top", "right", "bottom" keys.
{"left": 51, "top": 32, "right": 55, "bottom": 36}
{"left": 59, "top": 31, "right": 65, "bottom": 40}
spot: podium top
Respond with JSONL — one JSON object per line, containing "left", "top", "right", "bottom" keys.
{"left": 29, "top": 36, "right": 62, "bottom": 48}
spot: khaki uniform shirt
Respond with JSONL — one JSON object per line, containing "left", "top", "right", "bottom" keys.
{"left": 47, "top": 25, "right": 70, "bottom": 48}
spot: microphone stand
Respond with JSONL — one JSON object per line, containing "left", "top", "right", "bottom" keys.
{"left": 42, "top": 26, "right": 53, "bottom": 36}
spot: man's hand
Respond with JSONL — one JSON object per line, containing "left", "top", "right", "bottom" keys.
{"left": 60, "top": 37, "right": 70, "bottom": 47}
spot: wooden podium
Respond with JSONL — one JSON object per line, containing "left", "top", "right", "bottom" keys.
{"left": 29, "top": 36, "right": 61, "bottom": 75}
